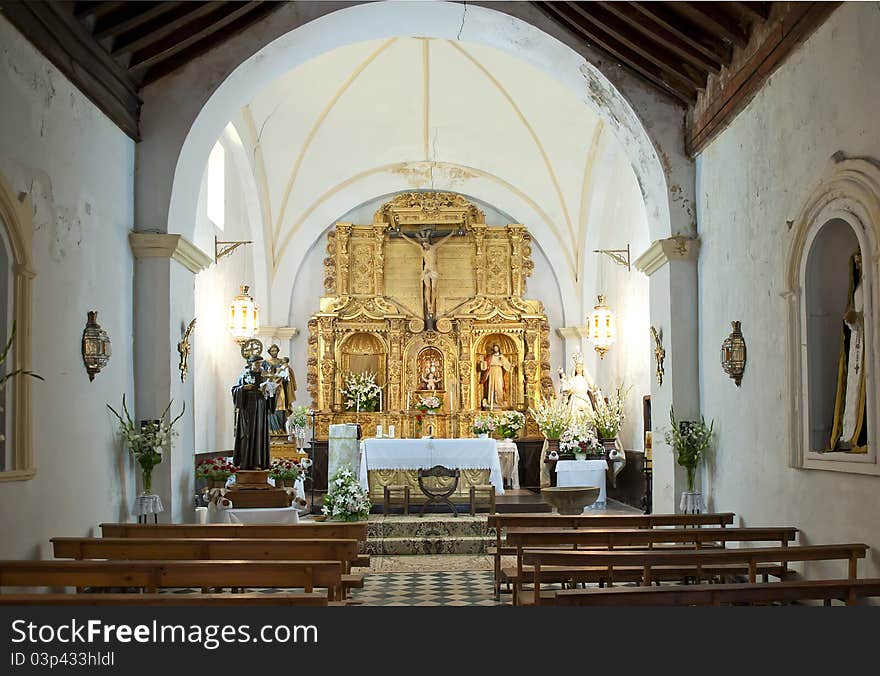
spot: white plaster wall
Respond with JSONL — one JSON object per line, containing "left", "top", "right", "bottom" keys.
{"left": 696, "top": 3, "right": 880, "bottom": 577}
{"left": 0, "top": 18, "right": 135, "bottom": 558}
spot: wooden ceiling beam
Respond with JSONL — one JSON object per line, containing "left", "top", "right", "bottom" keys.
{"left": 93, "top": 2, "right": 183, "bottom": 41}
{"left": 73, "top": 1, "right": 124, "bottom": 21}
{"left": 110, "top": 1, "right": 225, "bottom": 57}
{"left": 630, "top": 2, "right": 731, "bottom": 66}
{"left": 598, "top": 2, "right": 720, "bottom": 75}
{"left": 566, "top": 2, "right": 707, "bottom": 89}
{"left": 128, "top": 1, "right": 262, "bottom": 72}
{"left": 539, "top": 3, "right": 695, "bottom": 104}
{"left": 0, "top": 0, "right": 140, "bottom": 140}
{"left": 139, "top": 1, "right": 280, "bottom": 86}
{"left": 665, "top": 2, "right": 750, "bottom": 48}
{"left": 732, "top": 2, "right": 771, "bottom": 22}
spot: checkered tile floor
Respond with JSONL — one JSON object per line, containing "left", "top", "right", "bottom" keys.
{"left": 351, "top": 571, "right": 503, "bottom": 606}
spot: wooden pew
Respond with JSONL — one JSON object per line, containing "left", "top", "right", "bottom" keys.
{"left": 519, "top": 544, "right": 869, "bottom": 605}
{"left": 0, "top": 560, "right": 344, "bottom": 600}
{"left": 0, "top": 592, "right": 330, "bottom": 606}
{"left": 53, "top": 537, "right": 364, "bottom": 597}
{"left": 553, "top": 579, "right": 880, "bottom": 606}
{"left": 487, "top": 512, "right": 736, "bottom": 597}
{"left": 504, "top": 527, "right": 798, "bottom": 604}
{"left": 99, "top": 522, "right": 371, "bottom": 568}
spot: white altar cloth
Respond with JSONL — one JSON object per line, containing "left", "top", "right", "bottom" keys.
{"left": 211, "top": 506, "right": 300, "bottom": 525}
{"left": 555, "top": 459, "right": 608, "bottom": 507}
{"left": 359, "top": 438, "right": 505, "bottom": 494}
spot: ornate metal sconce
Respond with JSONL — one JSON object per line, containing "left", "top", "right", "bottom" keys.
{"left": 721, "top": 320, "right": 747, "bottom": 386}
{"left": 177, "top": 318, "right": 196, "bottom": 383}
{"left": 651, "top": 326, "right": 665, "bottom": 386}
{"left": 82, "top": 310, "right": 111, "bottom": 381}
{"left": 594, "top": 244, "right": 631, "bottom": 271}
{"left": 214, "top": 235, "right": 253, "bottom": 263}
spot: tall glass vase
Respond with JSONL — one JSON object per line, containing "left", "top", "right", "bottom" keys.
{"left": 686, "top": 465, "right": 697, "bottom": 492}
{"left": 141, "top": 465, "right": 154, "bottom": 495}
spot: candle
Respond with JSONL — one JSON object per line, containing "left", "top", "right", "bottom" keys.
{"left": 376, "top": 424, "right": 383, "bottom": 438}
{"left": 389, "top": 424, "right": 396, "bottom": 438}
{"left": 379, "top": 387, "right": 384, "bottom": 413}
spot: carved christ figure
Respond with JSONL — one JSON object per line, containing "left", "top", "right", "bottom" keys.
{"left": 398, "top": 229, "right": 456, "bottom": 318}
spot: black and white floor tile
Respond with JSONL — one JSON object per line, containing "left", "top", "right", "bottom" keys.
{"left": 351, "top": 570, "right": 503, "bottom": 606}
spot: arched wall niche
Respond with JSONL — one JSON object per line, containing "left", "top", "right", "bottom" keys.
{"left": 0, "top": 173, "right": 36, "bottom": 481}
{"left": 785, "top": 156, "right": 880, "bottom": 474}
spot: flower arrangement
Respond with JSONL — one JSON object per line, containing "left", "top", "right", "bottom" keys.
{"left": 108, "top": 394, "right": 185, "bottom": 494}
{"left": 472, "top": 413, "right": 497, "bottom": 436}
{"left": 589, "top": 385, "right": 631, "bottom": 439}
{"left": 269, "top": 458, "right": 306, "bottom": 485}
{"left": 495, "top": 410, "right": 525, "bottom": 440}
{"left": 560, "top": 418, "right": 601, "bottom": 457}
{"left": 196, "top": 457, "right": 238, "bottom": 485}
{"left": 529, "top": 396, "right": 572, "bottom": 440}
{"left": 665, "top": 407, "right": 714, "bottom": 492}
{"left": 288, "top": 405, "right": 310, "bottom": 429}
{"left": 322, "top": 466, "right": 371, "bottom": 521}
{"left": 341, "top": 371, "right": 381, "bottom": 412}
{"left": 415, "top": 394, "right": 442, "bottom": 413}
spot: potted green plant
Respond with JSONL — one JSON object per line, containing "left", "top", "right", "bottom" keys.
{"left": 665, "top": 407, "right": 714, "bottom": 495}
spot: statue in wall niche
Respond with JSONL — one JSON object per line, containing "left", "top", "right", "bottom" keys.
{"left": 232, "top": 355, "right": 278, "bottom": 470}
{"left": 828, "top": 250, "right": 867, "bottom": 452}
{"left": 480, "top": 343, "right": 513, "bottom": 409}
{"left": 558, "top": 350, "right": 598, "bottom": 417}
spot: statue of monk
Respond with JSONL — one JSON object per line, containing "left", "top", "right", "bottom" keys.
{"left": 232, "top": 356, "right": 278, "bottom": 470}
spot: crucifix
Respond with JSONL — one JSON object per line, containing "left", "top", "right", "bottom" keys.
{"left": 396, "top": 227, "right": 460, "bottom": 327}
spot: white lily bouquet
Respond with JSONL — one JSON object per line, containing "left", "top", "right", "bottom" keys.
{"left": 590, "top": 384, "right": 631, "bottom": 440}
{"left": 495, "top": 410, "right": 526, "bottom": 440}
{"left": 560, "top": 416, "right": 601, "bottom": 456}
{"left": 341, "top": 371, "right": 381, "bottom": 412}
{"left": 529, "top": 395, "right": 572, "bottom": 440}
{"left": 322, "top": 466, "right": 371, "bottom": 521}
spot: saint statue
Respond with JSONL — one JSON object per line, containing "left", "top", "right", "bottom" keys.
{"left": 480, "top": 343, "right": 513, "bottom": 409}
{"left": 398, "top": 229, "right": 457, "bottom": 319}
{"left": 263, "top": 344, "right": 296, "bottom": 426}
{"left": 558, "top": 351, "right": 598, "bottom": 417}
{"left": 232, "top": 356, "right": 278, "bottom": 470}
{"left": 829, "top": 250, "right": 867, "bottom": 452}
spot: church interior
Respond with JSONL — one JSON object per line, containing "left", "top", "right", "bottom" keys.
{"left": 0, "top": 0, "right": 879, "bottom": 609}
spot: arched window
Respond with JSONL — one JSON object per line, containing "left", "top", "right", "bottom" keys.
{"left": 786, "top": 157, "right": 880, "bottom": 474}
{"left": 207, "top": 142, "right": 225, "bottom": 230}
{"left": 0, "top": 174, "right": 36, "bottom": 481}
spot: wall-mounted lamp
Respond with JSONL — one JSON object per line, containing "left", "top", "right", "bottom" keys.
{"left": 587, "top": 294, "right": 617, "bottom": 359}
{"left": 594, "top": 244, "right": 631, "bottom": 271}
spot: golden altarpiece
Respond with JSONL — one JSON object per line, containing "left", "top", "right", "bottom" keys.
{"left": 306, "top": 193, "right": 552, "bottom": 498}
{"left": 308, "top": 191, "right": 552, "bottom": 433}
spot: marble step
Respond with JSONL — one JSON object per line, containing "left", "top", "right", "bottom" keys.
{"left": 366, "top": 535, "right": 492, "bottom": 556}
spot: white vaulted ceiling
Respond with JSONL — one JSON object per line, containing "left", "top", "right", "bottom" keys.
{"left": 223, "top": 36, "right": 647, "bottom": 322}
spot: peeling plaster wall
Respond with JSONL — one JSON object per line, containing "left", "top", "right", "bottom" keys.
{"left": 696, "top": 3, "right": 880, "bottom": 577}
{"left": 0, "top": 18, "right": 135, "bottom": 558}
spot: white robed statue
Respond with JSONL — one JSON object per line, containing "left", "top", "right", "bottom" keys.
{"left": 558, "top": 350, "right": 597, "bottom": 417}
{"left": 829, "top": 250, "right": 867, "bottom": 452}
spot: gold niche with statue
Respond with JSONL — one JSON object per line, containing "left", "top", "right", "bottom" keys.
{"left": 307, "top": 192, "right": 552, "bottom": 440}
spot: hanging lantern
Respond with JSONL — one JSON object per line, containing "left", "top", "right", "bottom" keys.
{"left": 228, "top": 284, "right": 259, "bottom": 344}
{"left": 721, "top": 320, "right": 747, "bottom": 386}
{"left": 82, "top": 310, "right": 112, "bottom": 381}
{"left": 587, "top": 294, "right": 616, "bottom": 359}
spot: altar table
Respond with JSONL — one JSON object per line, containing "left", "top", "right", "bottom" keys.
{"left": 555, "top": 459, "right": 608, "bottom": 507}
{"left": 359, "top": 438, "right": 505, "bottom": 495}
{"left": 210, "top": 506, "right": 300, "bottom": 525}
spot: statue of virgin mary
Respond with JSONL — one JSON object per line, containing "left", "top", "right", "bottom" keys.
{"left": 828, "top": 250, "right": 867, "bottom": 452}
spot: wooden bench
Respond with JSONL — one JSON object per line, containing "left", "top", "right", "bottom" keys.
{"left": 505, "top": 527, "right": 797, "bottom": 604}
{"left": 0, "top": 560, "right": 345, "bottom": 600}
{"left": 553, "top": 578, "right": 880, "bottom": 606}
{"left": 487, "top": 512, "right": 737, "bottom": 597}
{"left": 519, "top": 544, "right": 869, "bottom": 605}
{"left": 53, "top": 537, "right": 364, "bottom": 596}
{"left": 99, "top": 523, "right": 370, "bottom": 568}
{"left": 0, "top": 592, "right": 331, "bottom": 606}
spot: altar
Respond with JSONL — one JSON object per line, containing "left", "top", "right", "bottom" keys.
{"left": 359, "top": 438, "right": 505, "bottom": 499}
